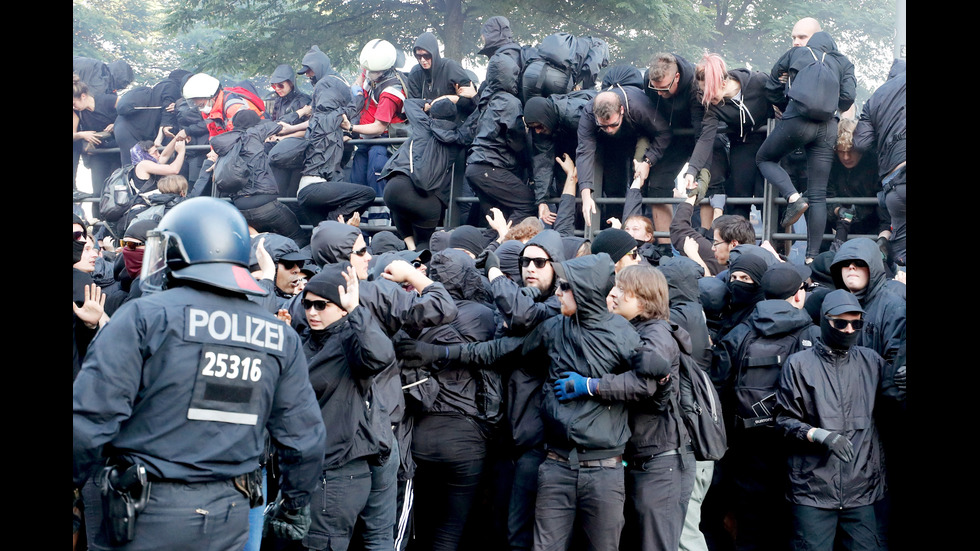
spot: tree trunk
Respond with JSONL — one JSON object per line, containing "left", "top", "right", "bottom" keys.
{"left": 442, "top": 0, "right": 464, "bottom": 61}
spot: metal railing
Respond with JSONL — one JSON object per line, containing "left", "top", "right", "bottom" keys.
{"left": 75, "top": 130, "right": 883, "bottom": 245}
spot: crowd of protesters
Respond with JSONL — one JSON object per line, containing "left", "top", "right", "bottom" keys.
{"left": 74, "top": 13, "right": 906, "bottom": 551}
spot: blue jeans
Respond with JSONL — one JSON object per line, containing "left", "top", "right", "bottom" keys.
{"left": 243, "top": 468, "right": 267, "bottom": 551}
{"left": 351, "top": 144, "right": 390, "bottom": 197}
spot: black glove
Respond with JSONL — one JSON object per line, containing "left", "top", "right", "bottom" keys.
{"left": 894, "top": 365, "right": 906, "bottom": 392}
{"left": 395, "top": 339, "right": 460, "bottom": 368}
{"left": 483, "top": 251, "right": 500, "bottom": 277}
{"left": 264, "top": 499, "right": 311, "bottom": 541}
{"left": 811, "top": 428, "right": 855, "bottom": 462}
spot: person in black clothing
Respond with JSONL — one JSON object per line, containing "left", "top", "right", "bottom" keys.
{"left": 74, "top": 74, "right": 120, "bottom": 216}
{"left": 299, "top": 264, "right": 396, "bottom": 551}
{"left": 381, "top": 98, "right": 465, "bottom": 250}
{"left": 406, "top": 31, "right": 476, "bottom": 118}
{"left": 689, "top": 54, "right": 775, "bottom": 222}
{"left": 756, "top": 31, "right": 856, "bottom": 260}
{"left": 464, "top": 56, "right": 532, "bottom": 223}
{"left": 827, "top": 118, "right": 890, "bottom": 249}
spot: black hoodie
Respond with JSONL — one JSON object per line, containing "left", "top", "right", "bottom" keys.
{"left": 267, "top": 64, "right": 311, "bottom": 124}
{"left": 541, "top": 253, "right": 641, "bottom": 458}
{"left": 854, "top": 59, "right": 906, "bottom": 179}
{"left": 300, "top": 45, "right": 354, "bottom": 180}
{"left": 830, "top": 238, "right": 905, "bottom": 363}
{"left": 766, "top": 31, "right": 856, "bottom": 120}
{"left": 467, "top": 56, "right": 526, "bottom": 172}
{"left": 406, "top": 32, "right": 473, "bottom": 104}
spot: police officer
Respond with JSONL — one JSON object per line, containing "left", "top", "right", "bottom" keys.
{"left": 73, "top": 197, "right": 326, "bottom": 550}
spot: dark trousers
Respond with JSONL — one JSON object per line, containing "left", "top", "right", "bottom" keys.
{"left": 81, "top": 152, "right": 122, "bottom": 219}
{"left": 624, "top": 451, "right": 696, "bottom": 551}
{"left": 355, "top": 436, "right": 398, "bottom": 550}
{"left": 305, "top": 460, "right": 374, "bottom": 551}
{"left": 756, "top": 116, "right": 837, "bottom": 257}
{"left": 791, "top": 504, "right": 882, "bottom": 551}
{"left": 89, "top": 479, "right": 249, "bottom": 551}
{"left": 297, "top": 180, "right": 376, "bottom": 225}
{"left": 412, "top": 456, "right": 485, "bottom": 551}
{"left": 532, "top": 457, "right": 625, "bottom": 551}
{"left": 352, "top": 145, "right": 390, "bottom": 197}
{"left": 726, "top": 137, "right": 765, "bottom": 220}
{"left": 383, "top": 174, "right": 443, "bottom": 248}
{"left": 465, "top": 163, "right": 537, "bottom": 224}
{"left": 238, "top": 198, "right": 308, "bottom": 248}
{"left": 508, "top": 447, "right": 547, "bottom": 551}
{"left": 884, "top": 183, "right": 905, "bottom": 264}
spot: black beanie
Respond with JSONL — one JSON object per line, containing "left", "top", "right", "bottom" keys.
{"left": 304, "top": 264, "right": 347, "bottom": 306}
{"left": 591, "top": 229, "right": 636, "bottom": 263}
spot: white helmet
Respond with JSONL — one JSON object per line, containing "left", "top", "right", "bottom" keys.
{"left": 359, "top": 39, "right": 397, "bottom": 72}
{"left": 183, "top": 73, "right": 220, "bottom": 100}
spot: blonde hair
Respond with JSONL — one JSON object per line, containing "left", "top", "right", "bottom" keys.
{"left": 73, "top": 73, "right": 89, "bottom": 99}
{"left": 836, "top": 118, "right": 858, "bottom": 151}
{"left": 616, "top": 265, "right": 670, "bottom": 320}
{"left": 158, "top": 174, "right": 188, "bottom": 196}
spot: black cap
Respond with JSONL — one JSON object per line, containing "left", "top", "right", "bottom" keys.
{"left": 821, "top": 289, "right": 865, "bottom": 317}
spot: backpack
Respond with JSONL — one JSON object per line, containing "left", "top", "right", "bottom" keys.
{"left": 99, "top": 165, "right": 138, "bottom": 222}
{"left": 732, "top": 325, "right": 815, "bottom": 429}
{"left": 787, "top": 47, "right": 840, "bottom": 121}
{"left": 674, "top": 325, "right": 728, "bottom": 461}
{"left": 210, "top": 132, "right": 249, "bottom": 194}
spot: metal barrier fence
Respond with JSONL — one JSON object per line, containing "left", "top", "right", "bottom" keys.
{"left": 75, "top": 129, "right": 883, "bottom": 245}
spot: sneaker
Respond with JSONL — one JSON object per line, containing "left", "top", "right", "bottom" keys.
{"left": 781, "top": 197, "right": 809, "bottom": 228}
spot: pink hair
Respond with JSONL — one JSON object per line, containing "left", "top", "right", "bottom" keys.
{"left": 696, "top": 53, "right": 728, "bottom": 107}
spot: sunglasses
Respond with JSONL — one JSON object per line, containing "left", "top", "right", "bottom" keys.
{"left": 271, "top": 82, "right": 288, "bottom": 90}
{"left": 353, "top": 246, "right": 369, "bottom": 257}
{"left": 649, "top": 72, "right": 678, "bottom": 92}
{"left": 412, "top": 260, "right": 424, "bottom": 268}
{"left": 557, "top": 280, "right": 572, "bottom": 293}
{"left": 826, "top": 318, "right": 865, "bottom": 331}
{"left": 74, "top": 231, "right": 86, "bottom": 241}
{"left": 121, "top": 240, "right": 144, "bottom": 250}
{"left": 520, "top": 257, "right": 550, "bottom": 269}
{"left": 596, "top": 115, "right": 622, "bottom": 130}
{"left": 280, "top": 259, "right": 305, "bottom": 270}
{"left": 414, "top": 52, "right": 432, "bottom": 61}
{"left": 303, "top": 299, "right": 330, "bottom": 312}
{"left": 626, "top": 249, "right": 639, "bottom": 260}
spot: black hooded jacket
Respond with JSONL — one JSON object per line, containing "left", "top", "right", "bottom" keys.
{"left": 766, "top": 31, "right": 856, "bottom": 120}
{"left": 660, "top": 257, "right": 712, "bottom": 369}
{"left": 467, "top": 56, "right": 526, "bottom": 172}
{"left": 540, "top": 254, "right": 641, "bottom": 458}
{"left": 304, "top": 303, "right": 394, "bottom": 469}
{"left": 300, "top": 45, "right": 354, "bottom": 180}
{"left": 380, "top": 98, "right": 466, "bottom": 205}
{"left": 406, "top": 32, "right": 473, "bottom": 104}
{"left": 210, "top": 119, "right": 283, "bottom": 199}
{"left": 643, "top": 53, "right": 704, "bottom": 132}
{"left": 267, "top": 65, "right": 311, "bottom": 124}
{"left": 525, "top": 90, "right": 597, "bottom": 203}
{"left": 830, "top": 238, "right": 905, "bottom": 364}
{"left": 688, "top": 68, "right": 773, "bottom": 176}
{"left": 854, "top": 60, "right": 906, "bottom": 179}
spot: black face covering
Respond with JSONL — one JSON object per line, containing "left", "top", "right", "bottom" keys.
{"left": 73, "top": 239, "right": 86, "bottom": 264}
{"left": 820, "top": 316, "right": 860, "bottom": 351}
{"left": 728, "top": 280, "right": 763, "bottom": 309}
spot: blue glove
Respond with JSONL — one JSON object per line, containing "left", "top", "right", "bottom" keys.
{"left": 554, "top": 371, "right": 597, "bottom": 402}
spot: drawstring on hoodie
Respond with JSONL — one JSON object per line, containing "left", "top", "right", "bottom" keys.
{"left": 731, "top": 94, "right": 755, "bottom": 142}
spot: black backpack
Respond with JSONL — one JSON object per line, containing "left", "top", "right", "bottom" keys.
{"left": 674, "top": 325, "right": 728, "bottom": 461}
{"left": 210, "top": 132, "right": 249, "bottom": 194}
{"left": 787, "top": 47, "right": 840, "bottom": 121}
{"left": 732, "top": 325, "right": 815, "bottom": 429}
{"left": 99, "top": 165, "right": 138, "bottom": 222}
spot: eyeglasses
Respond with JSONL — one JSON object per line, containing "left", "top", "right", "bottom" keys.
{"left": 826, "top": 318, "right": 865, "bottom": 331}
{"left": 270, "top": 82, "right": 288, "bottom": 90}
{"left": 557, "top": 280, "right": 572, "bottom": 293}
{"left": 712, "top": 240, "right": 729, "bottom": 248}
{"left": 414, "top": 52, "right": 432, "bottom": 61}
{"left": 649, "top": 72, "right": 678, "bottom": 92}
{"left": 73, "top": 231, "right": 86, "bottom": 241}
{"left": 596, "top": 114, "right": 623, "bottom": 130}
{"left": 520, "top": 257, "right": 550, "bottom": 269}
{"left": 303, "top": 299, "right": 330, "bottom": 312}
{"left": 352, "top": 246, "right": 369, "bottom": 257}
{"left": 280, "top": 259, "right": 304, "bottom": 270}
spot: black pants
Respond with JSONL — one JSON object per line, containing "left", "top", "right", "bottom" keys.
{"left": 533, "top": 457, "right": 625, "bottom": 551}
{"left": 465, "top": 163, "right": 536, "bottom": 224}
{"left": 297, "top": 180, "right": 376, "bottom": 225}
{"left": 624, "top": 451, "right": 696, "bottom": 551}
{"left": 412, "top": 456, "right": 485, "bottom": 551}
{"left": 726, "top": 136, "right": 765, "bottom": 220}
{"left": 237, "top": 198, "right": 308, "bottom": 248}
{"left": 383, "top": 174, "right": 443, "bottom": 248}
{"left": 791, "top": 504, "right": 882, "bottom": 551}
{"left": 756, "top": 116, "right": 837, "bottom": 257}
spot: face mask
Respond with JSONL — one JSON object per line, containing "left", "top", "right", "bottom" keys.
{"left": 122, "top": 248, "right": 145, "bottom": 279}
{"left": 728, "top": 280, "right": 762, "bottom": 308}
{"left": 820, "top": 316, "right": 860, "bottom": 351}
{"left": 198, "top": 100, "right": 214, "bottom": 114}
{"left": 367, "top": 70, "right": 385, "bottom": 83}
{"left": 73, "top": 239, "right": 86, "bottom": 264}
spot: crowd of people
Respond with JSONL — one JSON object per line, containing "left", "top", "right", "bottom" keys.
{"left": 73, "top": 13, "right": 906, "bottom": 551}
